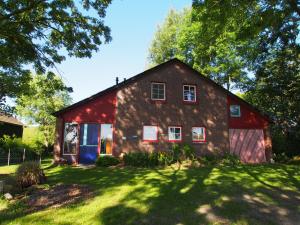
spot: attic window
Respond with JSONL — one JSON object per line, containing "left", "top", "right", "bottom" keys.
{"left": 230, "top": 105, "right": 241, "bottom": 117}
{"left": 151, "top": 83, "right": 165, "bottom": 100}
{"left": 183, "top": 85, "right": 196, "bottom": 102}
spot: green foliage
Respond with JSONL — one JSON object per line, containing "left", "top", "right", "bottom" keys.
{"left": 96, "top": 156, "right": 120, "bottom": 167}
{"left": 16, "top": 73, "right": 72, "bottom": 151}
{"left": 192, "top": 0, "right": 300, "bottom": 156}
{"left": 273, "top": 152, "right": 290, "bottom": 164}
{"left": 0, "top": 135, "right": 24, "bottom": 151}
{"left": 0, "top": 135, "right": 41, "bottom": 163}
{"left": 16, "top": 161, "right": 46, "bottom": 188}
{"left": 148, "top": 8, "right": 249, "bottom": 90}
{"left": 198, "top": 153, "right": 241, "bottom": 166}
{"left": 219, "top": 153, "right": 241, "bottom": 166}
{"left": 182, "top": 144, "right": 195, "bottom": 160}
{"left": 123, "top": 144, "right": 196, "bottom": 168}
{"left": 123, "top": 152, "right": 173, "bottom": 167}
{"left": 0, "top": 0, "right": 112, "bottom": 109}
{"left": 157, "top": 151, "right": 174, "bottom": 166}
{"left": 123, "top": 152, "right": 152, "bottom": 167}
{"left": 171, "top": 144, "right": 181, "bottom": 163}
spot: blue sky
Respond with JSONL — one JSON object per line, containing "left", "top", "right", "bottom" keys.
{"left": 58, "top": 0, "right": 191, "bottom": 103}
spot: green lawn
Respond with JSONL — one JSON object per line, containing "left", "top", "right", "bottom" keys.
{"left": 0, "top": 162, "right": 299, "bottom": 225}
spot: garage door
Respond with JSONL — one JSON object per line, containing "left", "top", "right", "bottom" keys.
{"left": 229, "top": 129, "right": 266, "bottom": 163}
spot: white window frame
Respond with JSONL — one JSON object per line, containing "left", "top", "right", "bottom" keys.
{"left": 100, "top": 123, "right": 113, "bottom": 156}
{"left": 192, "top": 127, "right": 206, "bottom": 142}
{"left": 168, "top": 126, "right": 182, "bottom": 142}
{"left": 183, "top": 85, "right": 197, "bottom": 102}
{"left": 151, "top": 82, "right": 166, "bottom": 100}
{"left": 143, "top": 125, "right": 158, "bottom": 142}
{"left": 63, "top": 122, "right": 78, "bottom": 155}
{"left": 230, "top": 105, "right": 241, "bottom": 117}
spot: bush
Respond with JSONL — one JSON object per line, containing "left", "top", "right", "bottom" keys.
{"left": 157, "top": 151, "right": 173, "bottom": 166}
{"left": 96, "top": 156, "right": 120, "bottom": 167}
{"left": 198, "top": 154, "right": 218, "bottom": 166}
{"left": 220, "top": 153, "right": 241, "bottom": 166}
{"left": 171, "top": 144, "right": 181, "bottom": 163}
{"left": 273, "top": 152, "right": 290, "bottom": 163}
{"left": 198, "top": 153, "right": 241, "bottom": 166}
{"left": 124, "top": 152, "right": 152, "bottom": 167}
{"left": 16, "top": 161, "right": 46, "bottom": 188}
{"left": 182, "top": 144, "right": 195, "bottom": 160}
{"left": 123, "top": 152, "right": 173, "bottom": 167}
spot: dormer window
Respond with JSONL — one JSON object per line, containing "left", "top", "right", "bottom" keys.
{"left": 183, "top": 85, "right": 196, "bottom": 102}
{"left": 230, "top": 105, "right": 241, "bottom": 117}
{"left": 151, "top": 82, "right": 165, "bottom": 100}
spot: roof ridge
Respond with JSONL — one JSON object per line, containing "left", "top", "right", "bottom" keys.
{"left": 53, "top": 58, "right": 271, "bottom": 121}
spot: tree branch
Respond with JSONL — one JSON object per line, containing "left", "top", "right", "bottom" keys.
{"left": 0, "top": 0, "right": 46, "bottom": 22}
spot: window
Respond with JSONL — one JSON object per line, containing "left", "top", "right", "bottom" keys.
{"left": 100, "top": 124, "right": 113, "bottom": 155}
{"left": 168, "top": 126, "right": 182, "bottom": 142}
{"left": 183, "top": 85, "right": 196, "bottom": 102}
{"left": 80, "top": 124, "right": 99, "bottom": 146}
{"left": 192, "top": 127, "right": 206, "bottom": 142}
{"left": 230, "top": 105, "right": 241, "bottom": 117}
{"left": 143, "top": 126, "right": 158, "bottom": 142}
{"left": 151, "top": 82, "right": 165, "bottom": 100}
{"left": 63, "top": 123, "right": 78, "bottom": 155}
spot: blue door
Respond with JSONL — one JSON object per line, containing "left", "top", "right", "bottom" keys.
{"left": 79, "top": 124, "right": 99, "bottom": 164}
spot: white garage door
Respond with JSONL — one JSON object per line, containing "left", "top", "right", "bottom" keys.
{"left": 229, "top": 129, "right": 266, "bottom": 163}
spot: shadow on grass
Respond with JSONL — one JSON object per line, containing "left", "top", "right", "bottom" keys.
{"left": 0, "top": 164, "right": 300, "bottom": 225}
{"left": 98, "top": 165, "right": 300, "bottom": 225}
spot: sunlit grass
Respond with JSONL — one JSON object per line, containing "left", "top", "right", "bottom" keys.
{"left": 0, "top": 162, "right": 299, "bottom": 225}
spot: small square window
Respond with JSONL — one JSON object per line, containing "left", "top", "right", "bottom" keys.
{"left": 168, "top": 126, "right": 182, "bottom": 142}
{"left": 151, "top": 83, "right": 165, "bottom": 100}
{"left": 143, "top": 126, "right": 158, "bottom": 141}
{"left": 183, "top": 85, "right": 196, "bottom": 102}
{"left": 192, "top": 127, "right": 206, "bottom": 142}
{"left": 230, "top": 105, "right": 241, "bottom": 117}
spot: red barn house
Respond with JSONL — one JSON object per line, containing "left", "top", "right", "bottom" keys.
{"left": 53, "top": 59, "right": 272, "bottom": 164}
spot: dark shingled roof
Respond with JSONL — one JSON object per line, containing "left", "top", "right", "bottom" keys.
{"left": 53, "top": 58, "right": 271, "bottom": 121}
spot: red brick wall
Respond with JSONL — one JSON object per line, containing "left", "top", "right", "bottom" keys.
{"left": 61, "top": 91, "right": 117, "bottom": 124}
{"left": 227, "top": 95, "right": 269, "bottom": 129}
{"left": 114, "top": 62, "right": 230, "bottom": 156}
{"left": 53, "top": 91, "right": 117, "bottom": 163}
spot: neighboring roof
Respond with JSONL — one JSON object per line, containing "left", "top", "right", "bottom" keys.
{"left": 0, "top": 114, "right": 23, "bottom": 126}
{"left": 53, "top": 58, "right": 271, "bottom": 121}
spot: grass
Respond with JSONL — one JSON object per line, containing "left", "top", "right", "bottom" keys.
{"left": 0, "top": 162, "right": 299, "bottom": 225}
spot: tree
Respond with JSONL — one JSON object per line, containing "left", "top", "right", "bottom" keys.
{"left": 0, "top": 0, "right": 112, "bottom": 110}
{"left": 148, "top": 8, "right": 250, "bottom": 90}
{"left": 15, "top": 72, "right": 72, "bottom": 150}
{"left": 192, "top": 0, "right": 300, "bottom": 155}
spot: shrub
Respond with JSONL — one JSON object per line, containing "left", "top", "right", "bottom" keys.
{"left": 182, "top": 144, "right": 195, "bottom": 160}
{"left": 96, "top": 156, "right": 120, "bottom": 167}
{"left": 171, "top": 144, "right": 181, "bottom": 163}
{"left": 198, "top": 154, "right": 218, "bottom": 166}
{"left": 157, "top": 151, "right": 173, "bottom": 166}
{"left": 220, "top": 153, "right": 241, "bottom": 166}
{"left": 198, "top": 153, "right": 241, "bottom": 166}
{"left": 124, "top": 152, "right": 152, "bottom": 167}
{"left": 16, "top": 161, "right": 46, "bottom": 188}
{"left": 123, "top": 152, "right": 173, "bottom": 167}
{"left": 273, "top": 152, "right": 290, "bottom": 163}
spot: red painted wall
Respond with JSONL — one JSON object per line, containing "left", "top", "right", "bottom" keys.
{"left": 227, "top": 95, "right": 269, "bottom": 129}
{"left": 60, "top": 90, "right": 117, "bottom": 124}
